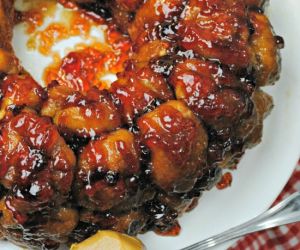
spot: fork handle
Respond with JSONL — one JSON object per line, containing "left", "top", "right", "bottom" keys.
{"left": 182, "top": 192, "right": 300, "bottom": 250}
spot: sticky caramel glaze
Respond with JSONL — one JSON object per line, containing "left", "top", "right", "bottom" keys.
{"left": 155, "top": 221, "right": 181, "bottom": 237}
{"left": 178, "top": 0, "right": 250, "bottom": 68}
{"left": 169, "top": 59, "right": 253, "bottom": 130}
{"left": 0, "top": 0, "right": 283, "bottom": 248}
{"left": 41, "top": 84, "right": 122, "bottom": 139}
{"left": 110, "top": 64, "right": 174, "bottom": 124}
{"left": 0, "top": 74, "right": 46, "bottom": 121}
{"left": 44, "top": 43, "right": 131, "bottom": 91}
{"left": 128, "top": 0, "right": 184, "bottom": 42}
{"left": 73, "top": 0, "right": 143, "bottom": 33}
{"left": 74, "top": 0, "right": 282, "bottom": 84}
{"left": 75, "top": 129, "right": 140, "bottom": 211}
{"left": 45, "top": 48, "right": 111, "bottom": 92}
{"left": 169, "top": 58, "right": 255, "bottom": 167}
{"left": 208, "top": 89, "right": 273, "bottom": 169}
{"left": 0, "top": 110, "right": 77, "bottom": 249}
{"left": 70, "top": 208, "right": 148, "bottom": 241}
{"left": 137, "top": 101, "right": 208, "bottom": 193}
{"left": 0, "top": 110, "right": 75, "bottom": 205}
{"left": 216, "top": 172, "right": 233, "bottom": 190}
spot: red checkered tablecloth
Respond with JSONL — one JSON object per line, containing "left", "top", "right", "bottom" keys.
{"left": 228, "top": 161, "right": 300, "bottom": 250}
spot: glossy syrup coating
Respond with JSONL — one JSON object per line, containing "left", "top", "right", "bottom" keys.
{"left": 128, "top": 0, "right": 184, "bottom": 42}
{"left": 137, "top": 100, "right": 208, "bottom": 193}
{"left": 0, "top": 110, "right": 77, "bottom": 249}
{"left": 0, "top": 0, "right": 283, "bottom": 248}
{"left": 74, "top": 208, "right": 148, "bottom": 238}
{"left": 0, "top": 74, "right": 46, "bottom": 121}
{"left": 42, "top": 84, "right": 122, "bottom": 138}
{"left": 76, "top": 129, "right": 140, "bottom": 211}
{"left": 169, "top": 59, "right": 253, "bottom": 130}
{"left": 74, "top": 0, "right": 281, "bottom": 85}
{"left": 110, "top": 65, "right": 174, "bottom": 123}
{"left": 49, "top": 48, "right": 113, "bottom": 92}
{"left": 178, "top": 0, "right": 250, "bottom": 68}
{"left": 45, "top": 45, "right": 131, "bottom": 92}
{"left": 0, "top": 111, "right": 75, "bottom": 191}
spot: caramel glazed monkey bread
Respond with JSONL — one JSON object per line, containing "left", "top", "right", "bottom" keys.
{"left": 0, "top": 0, "right": 284, "bottom": 249}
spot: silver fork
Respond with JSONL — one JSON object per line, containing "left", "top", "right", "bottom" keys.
{"left": 182, "top": 192, "right": 300, "bottom": 250}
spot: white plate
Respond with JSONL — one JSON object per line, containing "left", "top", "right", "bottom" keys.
{"left": 2, "top": 0, "right": 300, "bottom": 249}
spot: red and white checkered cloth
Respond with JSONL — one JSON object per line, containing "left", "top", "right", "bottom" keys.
{"left": 228, "top": 161, "right": 300, "bottom": 250}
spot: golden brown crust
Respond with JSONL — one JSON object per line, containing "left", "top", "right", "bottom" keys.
{"left": 249, "top": 10, "right": 281, "bottom": 86}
